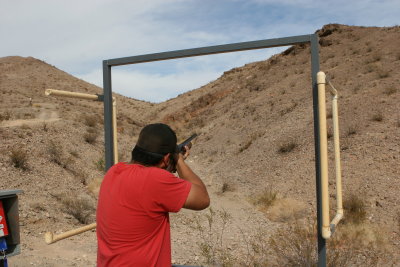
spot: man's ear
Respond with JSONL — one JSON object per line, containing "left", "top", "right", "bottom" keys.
{"left": 162, "top": 153, "right": 171, "bottom": 166}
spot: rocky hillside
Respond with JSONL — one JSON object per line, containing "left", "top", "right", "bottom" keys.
{"left": 159, "top": 24, "right": 400, "bottom": 224}
{"left": 0, "top": 24, "right": 399, "bottom": 266}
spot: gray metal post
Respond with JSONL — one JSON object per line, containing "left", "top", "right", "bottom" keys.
{"left": 102, "top": 60, "right": 114, "bottom": 171}
{"left": 310, "top": 34, "right": 326, "bottom": 266}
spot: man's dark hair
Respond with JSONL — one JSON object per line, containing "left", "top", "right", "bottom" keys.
{"left": 131, "top": 123, "right": 178, "bottom": 166}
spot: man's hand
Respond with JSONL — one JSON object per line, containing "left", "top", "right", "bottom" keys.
{"left": 181, "top": 145, "right": 190, "bottom": 160}
{"left": 176, "top": 146, "right": 210, "bottom": 211}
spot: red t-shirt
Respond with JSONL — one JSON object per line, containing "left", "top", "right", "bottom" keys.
{"left": 96, "top": 163, "right": 191, "bottom": 267}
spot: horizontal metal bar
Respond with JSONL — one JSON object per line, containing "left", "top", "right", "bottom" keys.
{"left": 106, "top": 34, "right": 312, "bottom": 66}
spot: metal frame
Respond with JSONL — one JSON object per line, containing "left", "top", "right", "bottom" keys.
{"left": 102, "top": 34, "right": 327, "bottom": 266}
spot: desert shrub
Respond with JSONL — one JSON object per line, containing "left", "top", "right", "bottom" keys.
{"left": 246, "top": 79, "right": 260, "bottom": 92}
{"left": 269, "top": 220, "right": 389, "bottom": 267}
{"left": 192, "top": 208, "right": 234, "bottom": 266}
{"left": 82, "top": 114, "right": 98, "bottom": 127}
{"left": 365, "top": 64, "right": 376, "bottom": 73}
{"left": 377, "top": 69, "right": 390, "bottom": 79}
{"left": 88, "top": 177, "right": 103, "bottom": 196}
{"left": 270, "top": 223, "right": 349, "bottom": 267}
{"left": 280, "top": 102, "right": 298, "bottom": 116}
{"left": 23, "top": 113, "right": 33, "bottom": 119}
{"left": 30, "top": 201, "right": 46, "bottom": 212}
{"left": 270, "top": 223, "right": 317, "bottom": 266}
{"left": 47, "top": 140, "right": 72, "bottom": 168}
{"left": 86, "top": 127, "right": 97, "bottom": 133}
{"left": 42, "top": 122, "right": 48, "bottom": 132}
{"left": 397, "top": 212, "right": 400, "bottom": 233}
{"left": 84, "top": 131, "right": 98, "bottom": 144}
{"left": 0, "top": 111, "right": 11, "bottom": 121}
{"left": 238, "top": 139, "right": 253, "bottom": 153}
{"left": 237, "top": 228, "right": 270, "bottom": 267}
{"left": 58, "top": 193, "right": 95, "bottom": 224}
{"left": 220, "top": 180, "right": 235, "bottom": 194}
{"left": 251, "top": 188, "right": 277, "bottom": 210}
{"left": 95, "top": 157, "right": 106, "bottom": 172}
{"left": 10, "top": 147, "right": 28, "bottom": 170}
{"left": 327, "top": 127, "right": 333, "bottom": 139}
{"left": 371, "top": 113, "right": 383, "bottom": 122}
{"left": 384, "top": 87, "right": 397, "bottom": 95}
{"left": 69, "top": 150, "right": 79, "bottom": 158}
{"left": 371, "top": 53, "right": 381, "bottom": 62}
{"left": 278, "top": 140, "right": 297, "bottom": 153}
{"left": 343, "top": 194, "right": 366, "bottom": 224}
{"left": 267, "top": 198, "right": 306, "bottom": 222}
{"left": 353, "top": 84, "right": 362, "bottom": 94}
{"left": 48, "top": 141, "right": 63, "bottom": 165}
{"left": 20, "top": 124, "right": 31, "bottom": 130}
{"left": 346, "top": 125, "right": 357, "bottom": 136}
{"left": 71, "top": 168, "right": 88, "bottom": 185}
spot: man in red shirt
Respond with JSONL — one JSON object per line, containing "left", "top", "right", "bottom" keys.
{"left": 96, "top": 123, "right": 210, "bottom": 266}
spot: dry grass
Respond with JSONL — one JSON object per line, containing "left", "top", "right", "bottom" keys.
{"left": 397, "top": 212, "right": 400, "bottom": 233}
{"left": 343, "top": 193, "right": 366, "bottom": 224}
{"left": 191, "top": 210, "right": 391, "bottom": 267}
{"left": 82, "top": 114, "right": 98, "bottom": 127}
{"left": 10, "top": 147, "right": 29, "bottom": 170}
{"left": 327, "top": 127, "right": 333, "bottom": 139}
{"left": 57, "top": 193, "right": 96, "bottom": 224}
{"left": 42, "top": 122, "right": 49, "bottom": 132}
{"left": 371, "top": 113, "right": 383, "bottom": 122}
{"left": 371, "top": 53, "right": 381, "bottom": 62}
{"left": 267, "top": 198, "right": 306, "bottom": 222}
{"left": 30, "top": 201, "right": 47, "bottom": 212}
{"left": 47, "top": 140, "right": 73, "bottom": 168}
{"left": 238, "top": 139, "right": 253, "bottom": 153}
{"left": 269, "top": 220, "right": 389, "bottom": 267}
{"left": 71, "top": 168, "right": 88, "bottom": 185}
{"left": 95, "top": 156, "right": 106, "bottom": 172}
{"left": 20, "top": 124, "right": 31, "bottom": 130}
{"left": 0, "top": 111, "right": 11, "bottom": 121}
{"left": 269, "top": 222, "right": 317, "bottom": 266}
{"left": 280, "top": 102, "right": 298, "bottom": 116}
{"left": 192, "top": 208, "right": 234, "bottom": 266}
{"left": 251, "top": 188, "right": 277, "bottom": 211}
{"left": 84, "top": 131, "right": 98, "bottom": 144}
{"left": 69, "top": 150, "right": 79, "bottom": 158}
{"left": 377, "top": 69, "right": 390, "bottom": 79}
{"left": 220, "top": 180, "right": 235, "bottom": 194}
{"left": 238, "top": 228, "right": 271, "bottom": 267}
{"left": 346, "top": 125, "right": 357, "bottom": 136}
{"left": 278, "top": 140, "right": 297, "bottom": 153}
{"left": 383, "top": 87, "right": 397, "bottom": 95}
{"left": 88, "top": 177, "right": 103, "bottom": 196}
{"left": 365, "top": 64, "right": 377, "bottom": 73}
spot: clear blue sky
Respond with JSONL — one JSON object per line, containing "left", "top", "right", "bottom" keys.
{"left": 1, "top": 0, "right": 398, "bottom": 102}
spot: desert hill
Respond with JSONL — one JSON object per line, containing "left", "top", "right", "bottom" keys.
{"left": 0, "top": 24, "right": 399, "bottom": 266}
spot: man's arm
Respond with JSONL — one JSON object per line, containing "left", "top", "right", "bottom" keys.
{"left": 176, "top": 153, "right": 210, "bottom": 211}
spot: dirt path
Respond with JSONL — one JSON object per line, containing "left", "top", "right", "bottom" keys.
{"left": 0, "top": 104, "right": 60, "bottom": 128}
